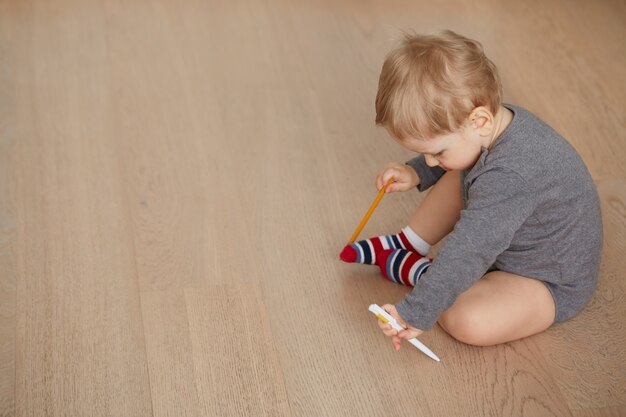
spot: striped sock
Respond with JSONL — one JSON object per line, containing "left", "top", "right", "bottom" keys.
{"left": 339, "top": 228, "right": 425, "bottom": 264}
{"left": 375, "top": 249, "right": 431, "bottom": 287}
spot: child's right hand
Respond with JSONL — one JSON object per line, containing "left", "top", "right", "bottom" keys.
{"left": 376, "top": 163, "right": 420, "bottom": 193}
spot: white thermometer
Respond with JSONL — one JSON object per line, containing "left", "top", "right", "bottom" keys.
{"left": 369, "top": 304, "right": 440, "bottom": 362}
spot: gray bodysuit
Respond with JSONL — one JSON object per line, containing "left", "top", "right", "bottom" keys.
{"left": 396, "top": 104, "right": 603, "bottom": 330}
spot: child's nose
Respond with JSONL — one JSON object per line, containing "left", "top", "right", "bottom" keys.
{"left": 424, "top": 154, "right": 439, "bottom": 167}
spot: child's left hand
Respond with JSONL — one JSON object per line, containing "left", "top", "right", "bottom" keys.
{"left": 377, "top": 304, "right": 424, "bottom": 351}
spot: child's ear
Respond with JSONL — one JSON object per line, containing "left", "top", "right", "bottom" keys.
{"left": 468, "top": 106, "right": 494, "bottom": 136}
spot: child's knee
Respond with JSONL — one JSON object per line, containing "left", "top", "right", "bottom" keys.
{"left": 438, "top": 308, "right": 495, "bottom": 347}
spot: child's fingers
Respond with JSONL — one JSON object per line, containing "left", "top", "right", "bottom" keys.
{"left": 382, "top": 169, "right": 400, "bottom": 186}
{"left": 385, "top": 181, "right": 401, "bottom": 194}
{"left": 381, "top": 303, "right": 399, "bottom": 317}
{"left": 397, "top": 330, "right": 410, "bottom": 339}
{"left": 377, "top": 320, "right": 397, "bottom": 336}
{"left": 392, "top": 335, "right": 402, "bottom": 351}
{"left": 378, "top": 326, "right": 398, "bottom": 338}
{"left": 375, "top": 175, "right": 385, "bottom": 191}
{"left": 382, "top": 304, "right": 411, "bottom": 328}
{"left": 375, "top": 172, "right": 388, "bottom": 190}
{"left": 376, "top": 176, "right": 393, "bottom": 192}
{"left": 395, "top": 316, "right": 409, "bottom": 329}
{"left": 383, "top": 328, "right": 397, "bottom": 337}
{"left": 377, "top": 319, "right": 390, "bottom": 330}
{"left": 397, "top": 329, "right": 420, "bottom": 340}
{"left": 377, "top": 163, "right": 410, "bottom": 192}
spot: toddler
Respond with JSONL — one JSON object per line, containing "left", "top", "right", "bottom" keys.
{"left": 340, "top": 31, "right": 603, "bottom": 348}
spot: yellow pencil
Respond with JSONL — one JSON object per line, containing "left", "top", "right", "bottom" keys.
{"left": 347, "top": 178, "right": 394, "bottom": 244}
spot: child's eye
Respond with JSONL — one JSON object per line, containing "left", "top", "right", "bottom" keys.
{"left": 434, "top": 151, "right": 444, "bottom": 157}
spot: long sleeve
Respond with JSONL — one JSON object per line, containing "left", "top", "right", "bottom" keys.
{"left": 395, "top": 167, "right": 537, "bottom": 330}
{"left": 406, "top": 155, "right": 446, "bottom": 192}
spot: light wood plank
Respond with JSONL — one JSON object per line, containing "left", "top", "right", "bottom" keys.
{"left": 103, "top": 0, "right": 217, "bottom": 291}
{"left": 141, "top": 290, "right": 201, "bottom": 417}
{"left": 13, "top": 1, "right": 152, "bottom": 415}
{"left": 184, "top": 283, "right": 292, "bottom": 417}
{"left": 0, "top": 1, "right": 17, "bottom": 416}
{"left": 573, "top": 405, "right": 626, "bottom": 417}
{"left": 104, "top": 0, "right": 269, "bottom": 291}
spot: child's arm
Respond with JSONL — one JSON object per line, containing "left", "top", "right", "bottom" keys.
{"left": 395, "top": 167, "right": 537, "bottom": 330}
{"left": 406, "top": 154, "right": 446, "bottom": 192}
{"left": 376, "top": 154, "right": 446, "bottom": 194}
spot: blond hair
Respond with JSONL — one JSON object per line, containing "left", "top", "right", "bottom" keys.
{"left": 375, "top": 30, "right": 502, "bottom": 140}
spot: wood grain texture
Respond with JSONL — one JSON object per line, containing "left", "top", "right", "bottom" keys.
{"left": 0, "top": 2, "right": 17, "bottom": 416}
{"left": 104, "top": 0, "right": 271, "bottom": 291}
{"left": 573, "top": 405, "right": 626, "bottom": 417}
{"left": 2, "top": 0, "right": 625, "bottom": 416}
{"left": 140, "top": 290, "right": 201, "bottom": 417}
{"left": 12, "top": 1, "right": 152, "bottom": 415}
{"left": 184, "top": 284, "right": 292, "bottom": 417}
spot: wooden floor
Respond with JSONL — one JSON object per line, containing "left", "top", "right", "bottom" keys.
{"left": 1, "top": 0, "right": 625, "bottom": 416}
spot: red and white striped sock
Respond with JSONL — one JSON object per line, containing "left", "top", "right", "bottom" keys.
{"left": 375, "top": 249, "right": 431, "bottom": 287}
{"left": 339, "top": 226, "right": 430, "bottom": 264}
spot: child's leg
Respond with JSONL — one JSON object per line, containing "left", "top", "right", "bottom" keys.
{"left": 438, "top": 271, "right": 556, "bottom": 346}
{"left": 408, "top": 170, "right": 463, "bottom": 246}
{"left": 341, "top": 171, "right": 462, "bottom": 264}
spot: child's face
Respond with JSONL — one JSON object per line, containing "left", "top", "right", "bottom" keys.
{"left": 393, "top": 125, "right": 484, "bottom": 171}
